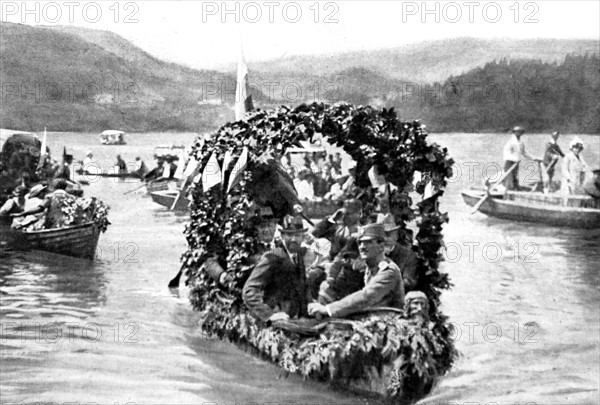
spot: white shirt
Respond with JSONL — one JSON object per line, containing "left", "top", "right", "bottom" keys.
{"left": 503, "top": 135, "right": 536, "bottom": 162}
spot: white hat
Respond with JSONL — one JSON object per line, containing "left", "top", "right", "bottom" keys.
{"left": 569, "top": 136, "right": 584, "bottom": 149}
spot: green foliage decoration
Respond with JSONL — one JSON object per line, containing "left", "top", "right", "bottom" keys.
{"left": 182, "top": 102, "right": 457, "bottom": 402}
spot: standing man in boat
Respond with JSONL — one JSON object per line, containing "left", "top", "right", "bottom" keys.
{"left": 502, "top": 126, "right": 541, "bottom": 191}
{"left": 242, "top": 214, "right": 309, "bottom": 323}
{"left": 542, "top": 131, "right": 565, "bottom": 192}
{"left": 308, "top": 224, "right": 405, "bottom": 318}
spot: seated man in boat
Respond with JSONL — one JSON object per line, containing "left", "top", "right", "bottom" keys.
{"left": 144, "top": 157, "right": 166, "bottom": 182}
{"left": 242, "top": 214, "right": 309, "bottom": 323}
{"left": 82, "top": 151, "right": 101, "bottom": 176}
{"left": 0, "top": 185, "right": 28, "bottom": 218}
{"left": 404, "top": 291, "right": 430, "bottom": 323}
{"left": 11, "top": 184, "right": 48, "bottom": 229}
{"left": 583, "top": 169, "right": 600, "bottom": 200}
{"left": 378, "top": 214, "right": 418, "bottom": 292}
{"left": 308, "top": 224, "right": 405, "bottom": 319}
{"left": 11, "top": 179, "right": 71, "bottom": 229}
{"left": 116, "top": 155, "right": 128, "bottom": 175}
{"left": 312, "top": 199, "right": 361, "bottom": 260}
{"left": 205, "top": 205, "right": 277, "bottom": 288}
{"left": 542, "top": 131, "right": 565, "bottom": 192}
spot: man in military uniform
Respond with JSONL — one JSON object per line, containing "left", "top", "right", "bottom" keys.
{"left": 308, "top": 223, "right": 405, "bottom": 318}
{"left": 378, "top": 213, "right": 418, "bottom": 291}
{"left": 242, "top": 214, "right": 309, "bottom": 323}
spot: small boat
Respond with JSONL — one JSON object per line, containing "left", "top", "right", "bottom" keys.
{"left": 150, "top": 189, "right": 188, "bottom": 211}
{"left": 2, "top": 222, "right": 101, "bottom": 260}
{"left": 100, "top": 130, "right": 126, "bottom": 145}
{"left": 462, "top": 188, "right": 600, "bottom": 228}
{"left": 301, "top": 198, "right": 342, "bottom": 219}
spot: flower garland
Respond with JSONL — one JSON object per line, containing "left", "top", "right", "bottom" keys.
{"left": 182, "top": 102, "right": 457, "bottom": 402}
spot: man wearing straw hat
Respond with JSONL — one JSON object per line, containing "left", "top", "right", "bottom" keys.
{"left": 308, "top": 223, "right": 404, "bottom": 318}
{"left": 243, "top": 214, "right": 309, "bottom": 323}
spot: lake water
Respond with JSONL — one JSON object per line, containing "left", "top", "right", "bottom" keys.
{"left": 1, "top": 132, "right": 598, "bottom": 404}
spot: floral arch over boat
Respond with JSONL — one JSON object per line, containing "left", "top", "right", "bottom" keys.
{"left": 181, "top": 102, "right": 457, "bottom": 403}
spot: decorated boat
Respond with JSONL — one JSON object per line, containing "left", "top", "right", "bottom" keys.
{"left": 462, "top": 188, "right": 600, "bottom": 228}
{"left": 179, "top": 102, "right": 457, "bottom": 404}
{"left": 100, "top": 130, "right": 126, "bottom": 145}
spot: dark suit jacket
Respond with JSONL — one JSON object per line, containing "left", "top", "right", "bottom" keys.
{"left": 387, "top": 243, "right": 418, "bottom": 291}
{"left": 242, "top": 247, "right": 306, "bottom": 322}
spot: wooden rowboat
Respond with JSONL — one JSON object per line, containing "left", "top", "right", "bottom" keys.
{"left": 462, "top": 188, "right": 600, "bottom": 228}
{"left": 150, "top": 190, "right": 188, "bottom": 211}
{"left": 1, "top": 222, "right": 101, "bottom": 259}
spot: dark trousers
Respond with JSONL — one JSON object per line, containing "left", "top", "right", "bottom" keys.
{"left": 504, "top": 160, "right": 519, "bottom": 190}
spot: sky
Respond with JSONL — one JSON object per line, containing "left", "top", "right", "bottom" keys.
{"left": 1, "top": 1, "right": 599, "bottom": 69}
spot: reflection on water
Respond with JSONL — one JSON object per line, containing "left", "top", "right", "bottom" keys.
{"left": 0, "top": 132, "right": 598, "bottom": 404}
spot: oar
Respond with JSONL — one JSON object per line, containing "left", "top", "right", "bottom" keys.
{"left": 168, "top": 263, "right": 185, "bottom": 288}
{"left": 124, "top": 180, "right": 152, "bottom": 195}
{"left": 471, "top": 162, "right": 518, "bottom": 214}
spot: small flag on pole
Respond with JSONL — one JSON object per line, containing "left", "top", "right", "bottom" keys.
{"left": 235, "top": 44, "right": 254, "bottom": 121}
{"left": 221, "top": 150, "right": 233, "bottom": 186}
{"left": 202, "top": 152, "right": 222, "bottom": 192}
{"left": 37, "top": 127, "right": 47, "bottom": 170}
{"left": 227, "top": 147, "right": 248, "bottom": 192}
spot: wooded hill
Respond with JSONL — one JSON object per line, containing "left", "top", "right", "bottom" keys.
{"left": 1, "top": 22, "right": 598, "bottom": 133}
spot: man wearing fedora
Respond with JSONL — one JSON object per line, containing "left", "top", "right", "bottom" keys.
{"left": 377, "top": 213, "right": 418, "bottom": 291}
{"left": 243, "top": 214, "right": 309, "bottom": 323}
{"left": 308, "top": 223, "right": 405, "bottom": 318}
{"left": 312, "top": 199, "right": 362, "bottom": 260}
{"left": 502, "top": 126, "right": 541, "bottom": 191}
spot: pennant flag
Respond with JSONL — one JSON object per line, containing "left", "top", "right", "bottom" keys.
{"left": 221, "top": 150, "right": 233, "bottom": 186}
{"left": 183, "top": 155, "right": 200, "bottom": 179}
{"left": 227, "top": 147, "right": 248, "bottom": 192}
{"left": 173, "top": 150, "right": 187, "bottom": 179}
{"left": 37, "top": 127, "right": 47, "bottom": 170}
{"left": 63, "top": 146, "right": 67, "bottom": 161}
{"left": 202, "top": 152, "right": 222, "bottom": 191}
{"left": 235, "top": 44, "right": 254, "bottom": 121}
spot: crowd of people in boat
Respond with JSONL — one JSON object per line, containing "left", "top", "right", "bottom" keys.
{"left": 204, "top": 200, "right": 429, "bottom": 324}
{"left": 502, "top": 126, "right": 600, "bottom": 199}
{"left": 281, "top": 151, "right": 360, "bottom": 202}
{"left": 0, "top": 178, "right": 74, "bottom": 230}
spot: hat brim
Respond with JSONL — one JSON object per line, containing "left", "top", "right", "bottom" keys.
{"left": 358, "top": 236, "right": 383, "bottom": 242}
{"left": 281, "top": 228, "right": 308, "bottom": 234}
{"left": 384, "top": 226, "right": 401, "bottom": 232}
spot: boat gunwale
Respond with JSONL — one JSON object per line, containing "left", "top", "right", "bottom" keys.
{"left": 461, "top": 189, "right": 600, "bottom": 214}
